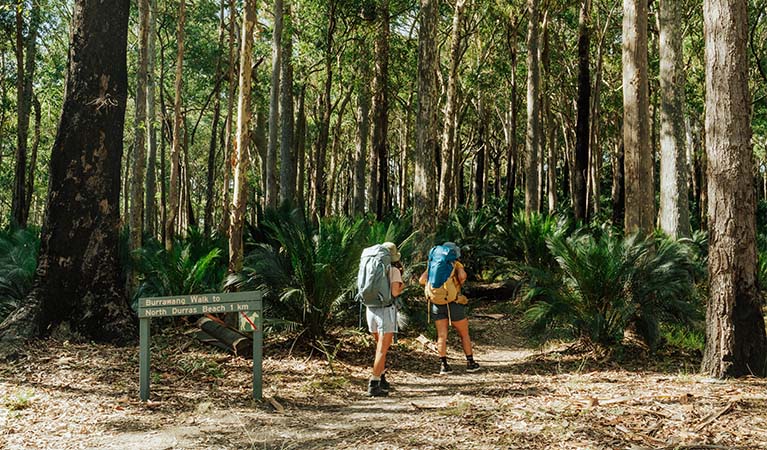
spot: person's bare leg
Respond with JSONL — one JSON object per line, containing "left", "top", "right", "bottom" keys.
{"left": 435, "top": 319, "right": 449, "bottom": 357}
{"left": 372, "top": 332, "right": 393, "bottom": 377}
{"left": 451, "top": 319, "right": 473, "bottom": 356}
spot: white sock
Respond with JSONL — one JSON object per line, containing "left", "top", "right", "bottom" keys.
{"left": 370, "top": 375, "right": 381, "bottom": 381}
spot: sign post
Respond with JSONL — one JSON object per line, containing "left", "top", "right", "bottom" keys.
{"left": 137, "top": 291, "right": 263, "bottom": 401}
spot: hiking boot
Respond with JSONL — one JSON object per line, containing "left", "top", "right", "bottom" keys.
{"left": 466, "top": 360, "right": 481, "bottom": 372}
{"left": 367, "top": 379, "right": 389, "bottom": 397}
{"left": 380, "top": 373, "right": 391, "bottom": 391}
{"left": 439, "top": 362, "right": 453, "bottom": 375}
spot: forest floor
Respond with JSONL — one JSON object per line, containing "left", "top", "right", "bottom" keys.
{"left": 2, "top": 294, "right": 767, "bottom": 449}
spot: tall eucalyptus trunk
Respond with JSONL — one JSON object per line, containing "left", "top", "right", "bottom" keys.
{"left": 165, "top": 0, "right": 185, "bottom": 250}
{"left": 437, "top": 0, "right": 466, "bottom": 216}
{"left": 266, "top": 0, "right": 283, "bottom": 208}
{"left": 0, "top": 0, "right": 134, "bottom": 350}
{"left": 622, "top": 0, "right": 653, "bottom": 235}
{"left": 145, "top": 0, "right": 159, "bottom": 238}
{"left": 574, "top": 0, "right": 590, "bottom": 222}
{"left": 413, "top": 0, "right": 438, "bottom": 233}
{"left": 371, "top": 0, "right": 390, "bottom": 219}
{"left": 525, "top": 0, "right": 541, "bottom": 217}
{"left": 279, "top": 1, "right": 296, "bottom": 205}
{"left": 228, "top": 0, "right": 257, "bottom": 273}
{"left": 701, "top": 0, "right": 767, "bottom": 378}
{"left": 658, "top": 0, "right": 691, "bottom": 238}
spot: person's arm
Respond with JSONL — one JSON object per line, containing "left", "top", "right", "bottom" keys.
{"left": 455, "top": 264, "right": 468, "bottom": 287}
{"left": 390, "top": 267, "right": 405, "bottom": 298}
{"left": 418, "top": 270, "right": 428, "bottom": 286}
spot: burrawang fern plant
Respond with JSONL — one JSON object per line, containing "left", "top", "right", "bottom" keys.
{"left": 228, "top": 207, "right": 365, "bottom": 341}
{"left": 523, "top": 229, "right": 701, "bottom": 350}
{"left": 0, "top": 228, "right": 39, "bottom": 321}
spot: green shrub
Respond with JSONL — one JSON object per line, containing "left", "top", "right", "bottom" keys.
{"left": 523, "top": 229, "right": 702, "bottom": 350}
{"left": 132, "top": 236, "right": 227, "bottom": 309}
{"left": 0, "top": 228, "right": 39, "bottom": 321}
{"left": 228, "top": 207, "right": 365, "bottom": 341}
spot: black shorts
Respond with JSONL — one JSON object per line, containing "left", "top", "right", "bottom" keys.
{"left": 430, "top": 302, "right": 466, "bottom": 322}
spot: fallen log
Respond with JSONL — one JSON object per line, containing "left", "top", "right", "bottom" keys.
{"left": 196, "top": 315, "right": 253, "bottom": 358}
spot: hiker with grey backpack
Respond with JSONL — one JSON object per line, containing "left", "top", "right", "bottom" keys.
{"left": 355, "top": 242, "right": 404, "bottom": 397}
{"left": 419, "top": 242, "right": 480, "bottom": 375}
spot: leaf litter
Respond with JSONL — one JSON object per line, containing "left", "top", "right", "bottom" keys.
{"left": 1, "top": 312, "right": 766, "bottom": 449}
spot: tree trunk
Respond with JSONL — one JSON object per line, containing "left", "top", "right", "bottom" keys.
{"left": 413, "top": 0, "right": 439, "bottom": 231}
{"left": 295, "top": 86, "right": 307, "bottom": 209}
{"left": 204, "top": 0, "right": 227, "bottom": 237}
{"left": 473, "top": 97, "right": 486, "bottom": 209}
{"left": 279, "top": 1, "right": 296, "bottom": 205}
{"left": 145, "top": 0, "right": 158, "bottom": 239}
{"left": 219, "top": 0, "right": 237, "bottom": 233}
{"left": 266, "top": 0, "right": 283, "bottom": 209}
{"left": 622, "top": 0, "right": 653, "bottom": 235}
{"left": 24, "top": 95, "right": 41, "bottom": 221}
{"left": 372, "top": 0, "right": 390, "bottom": 220}
{"left": 574, "top": 0, "right": 590, "bottom": 222}
{"left": 165, "top": 0, "right": 185, "bottom": 250}
{"left": 541, "top": 10, "right": 556, "bottom": 215}
{"left": 353, "top": 34, "right": 372, "bottom": 216}
{"left": 12, "top": 1, "right": 40, "bottom": 228}
{"left": 612, "top": 137, "right": 625, "bottom": 228}
{"left": 228, "top": 0, "right": 257, "bottom": 273}
{"left": 438, "top": 0, "right": 466, "bottom": 216}
{"left": 505, "top": 24, "right": 519, "bottom": 223}
{"left": 525, "top": 0, "right": 541, "bottom": 217}
{"left": 129, "top": 0, "right": 150, "bottom": 294}
{"left": 658, "top": 0, "right": 691, "bottom": 238}
{"left": 326, "top": 89, "right": 352, "bottom": 216}
{"left": 0, "top": 0, "right": 134, "bottom": 352}
{"left": 701, "top": 0, "right": 767, "bottom": 378}
{"left": 311, "top": 1, "right": 336, "bottom": 218}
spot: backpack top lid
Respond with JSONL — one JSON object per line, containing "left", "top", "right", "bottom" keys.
{"left": 427, "top": 243, "right": 460, "bottom": 289}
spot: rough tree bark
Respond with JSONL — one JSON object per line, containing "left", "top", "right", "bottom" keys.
{"left": 144, "top": 0, "right": 158, "bottom": 238}
{"left": 228, "top": 0, "right": 257, "bottom": 273}
{"left": 279, "top": 1, "right": 296, "bottom": 205}
{"left": 574, "top": 0, "right": 590, "bottom": 222}
{"left": 353, "top": 33, "right": 372, "bottom": 216}
{"left": 12, "top": 0, "right": 40, "bottom": 228}
{"left": 0, "top": 0, "right": 134, "bottom": 354}
{"left": 622, "top": 0, "right": 653, "bottom": 235}
{"left": 129, "top": 0, "right": 150, "bottom": 294}
{"left": 658, "top": 0, "right": 691, "bottom": 238}
{"left": 413, "top": 0, "right": 438, "bottom": 233}
{"left": 701, "top": 0, "right": 767, "bottom": 378}
{"left": 525, "top": 0, "right": 541, "bottom": 217}
{"left": 165, "top": 0, "right": 185, "bottom": 250}
{"left": 438, "top": 0, "right": 466, "bottom": 216}
{"left": 266, "top": 0, "right": 283, "bottom": 209}
{"left": 371, "top": 0, "right": 390, "bottom": 219}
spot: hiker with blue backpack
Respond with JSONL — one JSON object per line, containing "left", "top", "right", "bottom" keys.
{"left": 419, "top": 242, "right": 480, "bottom": 375}
{"left": 355, "top": 241, "right": 404, "bottom": 397}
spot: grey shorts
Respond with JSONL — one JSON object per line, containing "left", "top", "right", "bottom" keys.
{"left": 430, "top": 302, "right": 466, "bottom": 322}
{"left": 366, "top": 305, "right": 397, "bottom": 334}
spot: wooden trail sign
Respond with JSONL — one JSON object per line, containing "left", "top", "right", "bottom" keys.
{"left": 138, "top": 291, "right": 263, "bottom": 401}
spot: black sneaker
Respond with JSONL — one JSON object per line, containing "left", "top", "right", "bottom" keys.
{"left": 439, "top": 362, "right": 453, "bottom": 375}
{"left": 367, "top": 379, "right": 388, "bottom": 397}
{"left": 466, "top": 360, "right": 481, "bottom": 372}
{"left": 380, "top": 373, "right": 391, "bottom": 391}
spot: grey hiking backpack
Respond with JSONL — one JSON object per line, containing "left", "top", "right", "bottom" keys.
{"left": 355, "top": 244, "right": 393, "bottom": 308}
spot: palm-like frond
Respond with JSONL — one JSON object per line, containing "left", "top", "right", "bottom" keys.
{"left": 524, "top": 229, "right": 702, "bottom": 349}
{"left": 133, "top": 237, "right": 226, "bottom": 309}
{"left": 0, "top": 228, "right": 40, "bottom": 320}
{"left": 229, "top": 208, "right": 365, "bottom": 341}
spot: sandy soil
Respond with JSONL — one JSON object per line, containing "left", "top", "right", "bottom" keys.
{"left": 2, "top": 311, "right": 767, "bottom": 450}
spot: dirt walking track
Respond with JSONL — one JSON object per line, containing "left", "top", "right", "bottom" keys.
{"left": 2, "top": 314, "right": 767, "bottom": 449}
